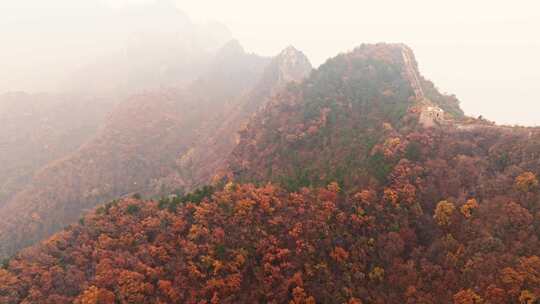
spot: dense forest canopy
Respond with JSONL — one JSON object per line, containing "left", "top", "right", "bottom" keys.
{"left": 0, "top": 42, "right": 311, "bottom": 261}
{"left": 1, "top": 43, "right": 540, "bottom": 303}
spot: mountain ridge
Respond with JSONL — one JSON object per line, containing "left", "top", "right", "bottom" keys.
{"left": 2, "top": 43, "right": 540, "bottom": 303}
{"left": 0, "top": 42, "right": 312, "bottom": 260}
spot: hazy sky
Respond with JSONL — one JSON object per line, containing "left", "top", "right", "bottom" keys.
{"left": 2, "top": 0, "right": 539, "bottom": 125}
{"left": 178, "top": 0, "right": 540, "bottom": 126}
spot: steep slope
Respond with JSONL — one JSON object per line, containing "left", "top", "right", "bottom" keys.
{"left": 0, "top": 43, "right": 310, "bottom": 260}
{"left": 226, "top": 43, "right": 466, "bottom": 190}
{"left": 0, "top": 93, "right": 115, "bottom": 206}
{"left": 2, "top": 44, "right": 540, "bottom": 303}
{"left": 227, "top": 43, "right": 414, "bottom": 189}
{"left": 174, "top": 46, "right": 312, "bottom": 190}
{"left": 0, "top": 4, "right": 232, "bottom": 211}
{"left": 2, "top": 163, "right": 540, "bottom": 303}
{"left": 398, "top": 44, "right": 463, "bottom": 118}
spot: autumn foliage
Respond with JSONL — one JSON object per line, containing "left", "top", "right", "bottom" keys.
{"left": 0, "top": 172, "right": 539, "bottom": 303}
{"left": 0, "top": 44, "right": 311, "bottom": 260}
{"left": 2, "top": 44, "right": 540, "bottom": 303}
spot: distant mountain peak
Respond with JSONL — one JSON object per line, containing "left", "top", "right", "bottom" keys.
{"left": 349, "top": 42, "right": 410, "bottom": 65}
{"left": 277, "top": 45, "right": 308, "bottom": 60}
{"left": 273, "top": 45, "right": 312, "bottom": 85}
{"left": 280, "top": 45, "right": 301, "bottom": 56}
{"left": 216, "top": 39, "right": 246, "bottom": 58}
{"left": 348, "top": 42, "right": 464, "bottom": 118}
{"left": 244, "top": 45, "right": 312, "bottom": 107}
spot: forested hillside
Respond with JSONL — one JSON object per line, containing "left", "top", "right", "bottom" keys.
{"left": 0, "top": 2, "right": 237, "bottom": 260}
{"left": 1, "top": 172, "right": 539, "bottom": 303}
{"left": 175, "top": 45, "right": 312, "bottom": 190}
{"left": 1, "top": 44, "right": 540, "bottom": 303}
{"left": 0, "top": 42, "right": 311, "bottom": 260}
{"left": 0, "top": 93, "right": 116, "bottom": 206}
{"left": 227, "top": 43, "right": 431, "bottom": 188}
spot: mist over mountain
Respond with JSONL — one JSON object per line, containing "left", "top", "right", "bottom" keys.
{"left": 0, "top": 40, "right": 311, "bottom": 261}
{"left": 0, "top": 1, "right": 238, "bottom": 258}
{"left": 0, "top": 0, "right": 231, "bottom": 94}
{"left": 1, "top": 2, "right": 540, "bottom": 304}
{"left": 2, "top": 41, "right": 540, "bottom": 303}
{"left": 0, "top": 93, "right": 114, "bottom": 206}
{"left": 0, "top": 0, "right": 236, "bottom": 211}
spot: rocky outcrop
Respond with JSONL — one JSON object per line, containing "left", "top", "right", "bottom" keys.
{"left": 276, "top": 46, "right": 313, "bottom": 85}
{"left": 174, "top": 45, "right": 312, "bottom": 190}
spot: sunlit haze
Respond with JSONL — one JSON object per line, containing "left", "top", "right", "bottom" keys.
{"left": 4, "top": 2, "right": 540, "bottom": 299}
{"left": 2, "top": 0, "right": 539, "bottom": 125}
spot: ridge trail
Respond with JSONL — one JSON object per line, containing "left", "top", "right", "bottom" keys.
{"left": 397, "top": 46, "right": 533, "bottom": 133}
{"left": 399, "top": 44, "right": 425, "bottom": 102}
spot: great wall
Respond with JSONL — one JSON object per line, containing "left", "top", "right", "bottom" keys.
{"left": 398, "top": 44, "right": 536, "bottom": 136}
{"left": 398, "top": 44, "right": 446, "bottom": 128}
